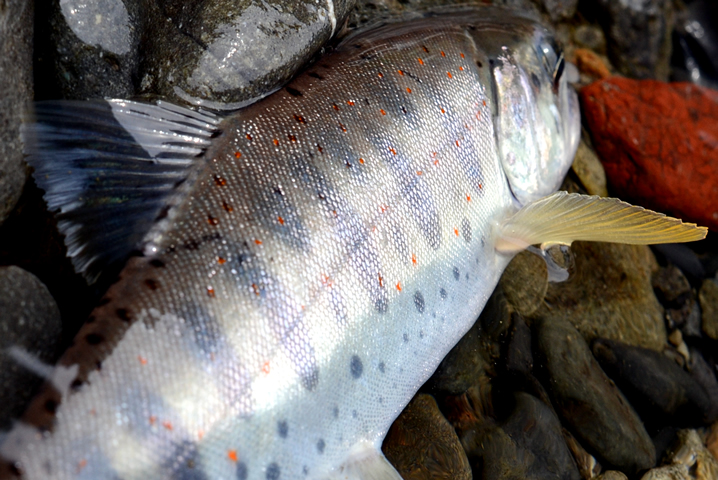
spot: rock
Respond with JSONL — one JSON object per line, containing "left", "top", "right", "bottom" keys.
{"left": 592, "top": 339, "right": 717, "bottom": 428}
{"left": 500, "top": 250, "right": 547, "bottom": 317}
{"left": 581, "top": 78, "right": 718, "bottom": 231}
{"left": 573, "top": 48, "right": 612, "bottom": 80}
{"left": 707, "top": 422, "right": 718, "bottom": 461}
{"left": 651, "top": 244, "right": 706, "bottom": 283}
{"left": 653, "top": 265, "right": 692, "bottom": 310}
{"left": 504, "top": 312, "right": 533, "bottom": 375}
{"left": 686, "top": 348, "right": 718, "bottom": 421}
{"left": 466, "top": 392, "right": 581, "bottom": 480}
{"left": 571, "top": 138, "right": 609, "bottom": 197}
{"left": 0, "top": 266, "right": 62, "bottom": 429}
{"left": 671, "top": 0, "right": 718, "bottom": 90}
{"left": 573, "top": 24, "right": 606, "bottom": 52}
{"left": 538, "top": 0, "right": 578, "bottom": 22}
{"left": 383, "top": 394, "right": 472, "bottom": 480}
{"left": 650, "top": 429, "right": 718, "bottom": 480}
{"left": 534, "top": 317, "right": 656, "bottom": 473}
{"left": 0, "top": 0, "right": 31, "bottom": 224}
{"left": 641, "top": 465, "right": 691, "bottom": 480}
{"left": 562, "top": 429, "right": 602, "bottom": 479}
{"left": 597, "top": 472, "right": 628, "bottom": 480}
{"left": 699, "top": 279, "right": 718, "bottom": 340}
{"left": 592, "top": 0, "right": 673, "bottom": 80}
{"left": 534, "top": 241, "right": 667, "bottom": 351}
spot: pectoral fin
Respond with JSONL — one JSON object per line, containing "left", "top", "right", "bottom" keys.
{"left": 496, "top": 191, "right": 707, "bottom": 254}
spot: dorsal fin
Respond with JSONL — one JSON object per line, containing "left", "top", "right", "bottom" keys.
{"left": 23, "top": 99, "right": 220, "bottom": 283}
{"left": 496, "top": 191, "right": 707, "bottom": 253}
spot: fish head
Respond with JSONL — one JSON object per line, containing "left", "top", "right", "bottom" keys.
{"left": 483, "top": 19, "right": 580, "bottom": 206}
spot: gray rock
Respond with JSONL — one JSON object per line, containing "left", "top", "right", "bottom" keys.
{"left": 571, "top": 138, "right": 608, "bottom": 197}
{"left": 573, "top": 23, "right": 606, "bottom": 52}
{"left": 597, "top": 472, "right": 628, "bottom": 480}
{"left": 592, "top": 339, "right": 717, "bottom": 428}
{"left": 383, "top": 394, "right": 472, "bottom": 480}
{"left": 534, "top": 241, "right": 667, "bottom": 351}
{"left": 698, "top": 278, "right": 718, "bottom": 340}
{"left": 504, "top": 312, "right": 533, "bottom": 375}
{"left": 0, "top": 266, "right": 62, "bottom": 430}
{"left": 591, "top": 0, "right": 673, "bottom": 80}
{"left": 500, "top": 250, "right": 548, "bottom": 317}
{"left": 538, "top": 0, "right": 578, "bottom": 22}
{"left": 686, "top": 348, "right": 718, "bottom": 422}
{"left": 645, "top": 429, "right": 718, "bottom": 480}
{"left": 534, "top": 317, "right": 656, "bottom": 473}
{"left": 0, "top": 0, "right": 32, "bottom": 224}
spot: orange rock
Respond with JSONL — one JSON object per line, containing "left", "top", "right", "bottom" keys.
{"left": 581, "top": 77, "right": 718, "bottom": 231}
{"left": 573, "top": 48, "right": 611, "bottom": 79}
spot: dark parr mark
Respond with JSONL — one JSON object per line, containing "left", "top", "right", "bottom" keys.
{"left": 144, "top": 279, "right": 159, "bottom": 290}
{"left": 286, "top": 87, "right": 303, "bottom": 97}
{"left": 44, "top": 399, "right": 58, "bottom": 414}
{"left": 461, "top": 218, "right": 472, "bottom": 243}
{"left": 308, "top": 72, "right": 323, "bottom": 80}
{"left": 150, "top": 259, "right": 165, "bottom": 268}
{"left": 350, "top": 355, "right": 363, "bottom": 379}
{"left": 316, "top": 439, "right": 325, "bottom": 454}
{"left": 378, "top": 362, "right": 385, "bottom": 373}
{"left": 453, "top": 267, "right": 460, "bottom": 280}
{"left": 266, "top": 463, "right": 280, "bottom": 480}
{"left": 85, "top": 333, "right": 104, "bottom": 345}
{"left": 413, "top": 291, "right": 425, "bottom": 314}
{"left": 277, "top": 420, "right": 288, "bottom": 439}
{"left": 237, "top": 462, "right": 248, "bottom": 480}
{"left": 116, "top": 308, "right": 131, "bottom": 322}
{"left": 440, "top": 288, "right": 447, "bottom": 300}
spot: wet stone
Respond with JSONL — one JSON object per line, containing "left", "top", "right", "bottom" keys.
{"left": 534, "top": 317, "right": 655, "bottom": 473}
{"left": 653, "top": 265, "right": 693, "bottom": 310}
{"left": 533, "top": 241, "right": 667, "bottom": 351}
{"left": 698, "top": 279, "right": 718, "bottom": 340}
{"left": 499, "top": 250, "right": 547, "bottom": 317}
{"left": 0, "top": 266, "right": 62, "bottom": 429}
{"left": 571, "top": 139, "right": 608, "bottom": 197}
{"left": 641, "top": 429, "right": 718, "bottom": 480}
{"left": 596, "top": 472, "right": 629, "bottom": 480}
{"left": 538, "top": 0, "right": 578, "bottom": 22}
{"left": 0, "top": 0, "right": 31, "bottom": 224}
{"left": 382, "top": 394, "right": 471, "bottom": 480}
{"left": 504, "top": 312, "right": 533, "bottom": 375}
{"left": 592, "top": 339, "right": 717, "bottom": 428}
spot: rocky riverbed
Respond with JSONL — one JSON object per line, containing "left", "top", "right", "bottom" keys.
{"left": 1, "top": 0, "right": 717, "bottom": 479}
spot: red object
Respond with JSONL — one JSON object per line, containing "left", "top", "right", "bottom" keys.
{"left": 581, "top": 77, "right": 718, "bottom": 231}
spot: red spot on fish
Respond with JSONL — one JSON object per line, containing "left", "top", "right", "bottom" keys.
{"left": 459, "top": 66, "right": 464, "bottom": 71}
{"left": 412, "top": 253, "right": 417, "bottom": 265}
{"left": 214, "top": 175, "right": 227, "bottom": 186}
{"left": 422, "top": 46, "right": 429, "bottom": 53}
{"left": 378, "top": 72, "right": 384, "bottom": 78}
{"left": 483, "top": 100, "right": 487, "bottom": 107}
{"left": 262, "top": 362, "right": 270, "bottom": 374}
{"left": 359, "top": 157, "right": 365, "bottom": 164}
{"left": 234, "top": 152, "right": 241, "bottom": 159}
{"left": 288, "top": 134, "right": 296, "bottom": 142}
{"left": 138, "top": 355, "right": 147, "bottom": 365}
{"left": 246, "top": 134, "right": 253, "bottom": 141}
{"left": 222, "top": 201, "right": 233, "bottom": 213}
{"left": 217, "top": 257, "right": 226, "bottom": 264}
{"left": 417, "top": 58, "right": 424, "bottom": 65}
{"left": 163, "top": 421, "right": 173, "bottom": 431}
{"left": 454, "top": 227, "right": 459, "bottom": 237}
{"left": 416, "top": 171, "right": 422, "bottom": 175}
{"left": 277, "top": 216, "right": 285, "bottom": 225}
{"left": 254, "top": 239, "right": 262, "bottom": 245}
{"left": 208, "top": 215, "right": 219, "bottom": 225}
{"left": 396, "top": 282, "right": 402, "bottom": 292}
{"left": 293, "top": 114, "right": 306, "bottom": 124}
{"left": 455, "top": 140, "right": 460, "bottom": 147}
{"left": 340, "top": 123, "right": 347, "bottom": 132}
{"left": 333, "top": 103, "right": 339, "bottom": 110}
{"left": 273, "top": 139, "right": 279, "bottom": 146}
{"left": 447, "top": 72, "right": 453, "bottom": 78}
{"left": 322, "top": 274, "right": 333, "bottom": 288}
{"left": 460, "top": 53, "right": 465, "bottom": 58}
{"left": 252, "top": 284, "right": 260, "bottom": 296}
{"left": 397, "top": 70, "right": 404, "bottom": 76}
{"left": 228, "top": 450, "right": 238, "bottom": 463}
{"left": 389, "top": 147, "right": 397, "bottom": 155}
{"left": 149, "top": 416, "right": 157, "bottom": 426}
{"left": 466, "top": 194, "right": 471, "bottom": 202}
{"left": 380, "top": 205, "right": 388, "bottom": 213}
{"left": 317, "top": 144, "right": 323, "bottom": 153}
{"left": 77, "top": 459, "right": 87, "bottom": 473}
{"left": 347, "top": 100, "right": 355, "bottom": 106}
{"left": 479, "top": 183, "right": 483, "bottom": 189}
{"left": 441, "top": 108, "right": 446, "bottom": 114}
{"left": 434, "top": 159, "right": 439, "bottom": 166}
{"left": 441, "top": 51, "right": 446, "bottom": 57}
{"left": 380, "top": 109, "right": 386, "bottom": 116}
{"left": 378, "top": 274, "right": 384, "bottom": 288}
{"left": 207, "top": 287, "right": 215, "bottom": 298}
{"left": 406, "top": 88, "right": 412, "bottom": 93}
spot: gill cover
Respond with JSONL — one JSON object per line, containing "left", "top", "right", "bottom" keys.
{"left": 493, "top": 33, "right": 580, "bottom": 205}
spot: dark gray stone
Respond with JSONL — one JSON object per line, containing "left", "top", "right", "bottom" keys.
{"left": 592, "top": 339, "right": 717, "bottom": 428}
{"left": 538, "top": 0, "right": 578, "bottom": 22}
{"left": 504, "top": 312, "right": 533, "bottom": 375}
{"left": 534, "top": 317, "right": 655, "bottom": 473}
{"left": 0, "top": 266, "right": 62, "bottom": 429}
{"left": 0, "top": 0, "right": 32, "bottom": 224}
{"left": 699, "top": 278, "right": 718, "bottom": 340}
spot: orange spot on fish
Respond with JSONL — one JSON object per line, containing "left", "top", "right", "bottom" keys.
{"left": 254, "top": 239, "right": 262, "bottom": 245}
{"left": 460, "top": 53, "right": 465, "bottom": 58}
{"left": 208, "top": 215, "right": 219, "bottom": 225}
{"left": 389, "top": 147, "right": 397, "bottom": 155}
{"left": 322, "top": 275, "right": 333, "bottom": 288}
{"left": 378, "top": 274, "right": 384, "bottom": 288}
{"left": 163, "top": 421, "right": 173, "bottom": 431}
{"left": 359, "top": 157, "right": 365, "bottom": 164}
{"left": 479, "top": 183, "right": 483, "bottom": 189}
{"left": 228, "top": 450, "right": 238, "bottom": 463}
{"left": 441, "top": 108, "right": 446, "bottom": 114}
{"left": 262, "top": 362, "right": 270, "bottom": 374}
{"left": 476, "top": 112, "right": 481, "bottom": 119}
{"left": 90, "top": 409, "right": 96, "bottom": 416}
{"left": 273, "top": 139, "right": 279, "bottom": 146}
{"left": 77, "top": 459, "right": 87, "bottom": 473}
{"left": 459, "top": 66, "right": 464, "bottom": 71}
{"left": 277, "top": 216, "right": 285, "bottom": 225}
{"left": 347, "top": 100, "right": 355, "bottom": 106}
{"left": 214, "top": 175, "right": 227, "bottom": 186}
{"left": 252, "top": 284, "right": 260, "bottom": 296}
{"left": 198, "top": 431, "right": 205, "bottom": 440}
{"left": 397, "top": 70, "right": 404, "bottom": 76}
{"left": 246, "top": 134, "right": 253, "bottom": 141}
{"left": 288, "top": 134, "right": 297, "bottom": 142}
{"left": 380, "top": 205, "right": 388, "bottom": 213}
{"left": 412, "top": 253, "right": 417, "bottom": 265}
{"left": 396, "top": 282, "right": 402, "bottom": 292}
{"left": 434, "top": 159, "right": 439, "bottom": 166}
{"left": 441, "top": 51, "right": 446, "bottom": 57}
{"left": 207, "top": 287, "right": 215, "bottom": 298}
{"left": 293, "top": 114, "right": 306, "bottom": 124}
{"left": 447, "top": 71, "right": 453, "bottom": 78}
{"left": 217, "top": 257, "right": 226, "bottom": 264}
{"left": 317, "top": 144, "right": 323, "bottom": 153}
{"left": 223, "top": 201, "right": 233, "bottom": 213}
{"left": 340, "top": 123, "right": 347, "bottom": 132}
{"left": 234, "top": 151, "right": 241, "bottom": 158}
{"left": 149, "top": 416, "right": 157, "bottom": 425}
{"left": 416, "top": 171, "right": 422, "bottom": 175}
{"left": 422, "top": 46, "right": 429, "bottom": 53}
{"left": 483, "top": 100, "right": 487, "bottom": 107}
{"left": 455, "top": 140, "right": 460, "bottom": 147}
{"left": 466, "top": 194, "right": 471, "bottom": 202}
{"left": 406, "top": 88, "right": 412, "bottom": 93}
{"left": 138, "top": 355, "right": 147, "bottom": 365}
{"left": 417, "top": 58, "right": 424, "bottom": 65}
{"left": 380, "top": 109, "right": 386, "bottom": 116}
{"left": 333, "top": 104, "right": 339, "bottom": 110}
{"left": 378, "top": 72, "right": 384, "bottom": 78}
{"left": 454, "top": 227, "right": 459, "bottom": 236}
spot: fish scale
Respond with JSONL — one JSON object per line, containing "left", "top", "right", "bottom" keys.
{"left": 11, "top": 7, "right": 706, "bottom": 480}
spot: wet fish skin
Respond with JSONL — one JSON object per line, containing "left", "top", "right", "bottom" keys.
{"left": 1, "top": 8, "right": 578, "bottom": 480}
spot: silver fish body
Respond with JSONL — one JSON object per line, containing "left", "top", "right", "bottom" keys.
{"left": 2, "top": 8, "right": 579, "bottom": 480}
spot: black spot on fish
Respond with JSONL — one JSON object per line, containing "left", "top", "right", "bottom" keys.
{"left": 277, "top": 420, "right": 288, "bottom": 439}
{"left": 453, "top": 267, "right": 460, "bottom": 280}
{"left": 145, "top": 279, "right": 159, "bottom": 290}
{"left": 70, "top": 379, "right": 83, "bottom": 391}
{"left": 350, "top": 355, "right": 363, "bottom": 379}
{"left": 531, "top": 72, "right": 541, "bottom": 90}
{"left": 316, "top": 439, "right": 325, "bottom": 454}
{"left": 165, "top": 440, "right": 207, "bottom": 480}
{"left": 476, "top": 60, "right": 483, "bottom": 68}
{"left": 465, "top": 273, "right": 470, "bottom": 281}
{"left": 182, "top": 303, "right": 222, "bottom": 355}
{"left": 44, "top": 399, "right": 57, "bottom": 414}
{"left": 378, "top": 362, "right": 385, "bottom": 373}
{"left": 352, "top": 410, "right": 358, "bottom": 418}
{"left": 86, "top": 315, "right": 96, "bottom": 324}
{"left": 86, "top": 333, "right": 104, "bottom": 345}
{"left": 266, "top": 463, "right": 280, "bottom": 480}
{"left": 236, "top": 462, "right": 248, "bottom": 480}
{"left": 156, "top": 205, "right": 170, "bottom": 221}
{"left": 440, "top": 288, "right": 447, "bottom": 300}
{"left": 461, "top": 218, "right": 472, "bottom": 243}
{"left": 302, "top": 366, "right": 319, "bottom": 391}
{"left": 403, "top": 333, "right": 409, "bottom": 343}
{"left": 184, "top": 239, "right": 200, "bottom": 251}
{"left": 302, "top": 466, "right": 309, "bottom": 475}
{"left": 332, "top": 406, "right": 339, "bottom": 418}
{"left": 308, "top": 72, "right": 323, "bottom": 80}
{"left": 116, "top": 308, "right": 131, "bottom": 322}
{"left": 374, "top": 297, "right": 388, "bottom": 314}
{"left": 98, "top": 297, "right": 111, "bottom": 306}
{"left": 286, "top": 87, "right": 303, "bottom": 97}
{"left": 413, "top": 291, "right": 425, "bottom": 314}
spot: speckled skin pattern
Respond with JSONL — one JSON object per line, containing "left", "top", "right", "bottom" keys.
{"left": 1, "top": 9, "right": 578, "bottom": 480}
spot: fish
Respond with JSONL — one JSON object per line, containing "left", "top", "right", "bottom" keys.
{"left": 0, "top": 6, "right": 706, "bottom": 480}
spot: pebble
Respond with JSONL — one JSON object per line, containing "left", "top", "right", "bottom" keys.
{"left": 500, "top": 250, "right": 548, "bottom": 317}
{"left": 0, "top": 266, "right": 62, "bottom": 429}
{"left": 641, "top": 429, "right": 718, "bottom": 480}
{"left": 571, "top": 138, "right": 609, "bottom": 197}
{"left": 533, "top": 317, "right": 656, "bottom": 473}
{"left": 698, "top": 279, "right": 718, "bottom": 340}
{"left": 538, "top": 0, "right": 578, "bottom": 22}
{"left": 382, "top": 394, "right": 472, "bottom": 480}
{"left": 534, "top": 241, "right": 667, "bottom": 351}
{"left": 597, "top": 472, "right": 628, "bottom": 480}
{"left": 581, "top": 78, "right": 718, "bottom": 231}
{"left": 573, "top": 48, "right": 612, "bottom": 80}
{"left": 592, "top": 0, "right": 673, "bottom": 80}
{"left": 0, "top": 0, "right": 31, "bottom": 224}
{"left": 592, "top": 339, "right": 717, "bottom": 428}
{"left": 504, "top": 312, "right": 533, "bottom": 375}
